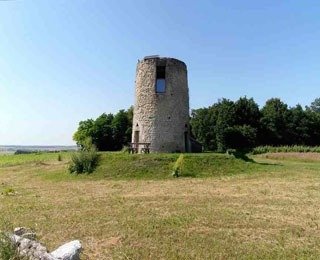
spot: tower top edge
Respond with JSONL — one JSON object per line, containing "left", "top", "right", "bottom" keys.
{"left": 138, "top": 56, "right": 186, "bottom": 67}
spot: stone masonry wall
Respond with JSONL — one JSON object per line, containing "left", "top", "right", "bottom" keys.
{"left": 132, "top": 57, "right": 190, "bottom": 152}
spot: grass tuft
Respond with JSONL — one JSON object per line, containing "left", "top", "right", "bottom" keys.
{"left": 1, "top": 187, "right": 16, "bottom": 196}
{"left": 172, "top": 154, "right": 184, "bottom": 177}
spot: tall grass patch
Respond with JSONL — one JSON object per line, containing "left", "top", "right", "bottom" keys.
{"left": 0, "top": 221, "right": 21, "bottom": 260}
{"left": 252, "top": 145, "right": 320, "bottom": 155}
{"left": 0, "top": 232, "right": 22, "bottom": 260}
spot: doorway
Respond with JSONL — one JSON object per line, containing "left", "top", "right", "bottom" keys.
{"left": 134, "top": 131, "right": 140, "bottom": 143}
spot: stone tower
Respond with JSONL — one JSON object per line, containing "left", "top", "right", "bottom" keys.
{"left": 132, "top": 56, "right": 190, "bottom": 153}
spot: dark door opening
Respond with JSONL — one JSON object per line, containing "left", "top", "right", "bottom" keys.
{"left": 134, "top": 131, "right": 140, "bottom": 143}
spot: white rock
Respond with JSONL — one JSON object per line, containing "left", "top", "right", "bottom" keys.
{"left": 50, "top": 240, "right": 82, "bottom": 260}
{"left": 11, "top": 228, "right": 82, "bottom": 260}
{"left": 11, "top": 234, "right": 56, "bottom": 260}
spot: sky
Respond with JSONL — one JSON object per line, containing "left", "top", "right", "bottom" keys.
{"left": 0, "top": 0, "right": 320, "bottom": 145}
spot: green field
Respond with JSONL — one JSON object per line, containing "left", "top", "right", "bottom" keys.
{"left": 1, "top": 152, "right": 320, "bottom": 259}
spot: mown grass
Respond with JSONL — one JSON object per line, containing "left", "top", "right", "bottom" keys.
{"left": 1, "top": 152, "right": 320, "bottom": 259}
{"left": 0, "top": 152, "right": 69, "bottom": 167}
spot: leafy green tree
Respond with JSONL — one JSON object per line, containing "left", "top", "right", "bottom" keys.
{"left": 304, "top": 109, "right": 320, "bottom": 145}
{"left": 190, "top": 107, "right": 216, "bottom": 150}
{"left": 224, "top": 125, "right": 257, "bottom": 151}
{"left": 73, "top": 119, "right": 95, "bottom": 149}
{"left": 190, "top": 98, "right": 236, "bottom": 151}
{"left": 112, "top": 109, "right": 131, "bottom": 150}
{"left": 191, "top": 97, "right": 259, "bottom": 152}
{"left": 125, "top": 106, "right": 134, "bottom": 143}
{"left": 234, "top": 97, "right": 260, "bottom": 128}
{"left": 260, "top": 98, "right": 289, "bottom": 145}
{"left": 286, "top": 105, "right": 310, "bottom": 145}
{"left": 93, "top": 113, "right": 114, "bottom": 150}
{"left": 309, "top": 98, "right": 320, "bottom": 113}
{"left": 73, "top": 108, "right": 132, "bottom": 151}
{"left": 214, "top": 99, "right": 236, "bottom": 152}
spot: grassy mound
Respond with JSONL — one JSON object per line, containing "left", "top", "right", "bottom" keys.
{"left": 0, "top": 152, "right": 280, "bottom": 181}
{"left": 93, "top": 152, "right": 269, "bottom": 179}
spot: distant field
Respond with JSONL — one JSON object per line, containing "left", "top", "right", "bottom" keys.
{"left": 0, "top": 145, "right": 77, "bottom": 155}
{"left": 1, "top": 152, "right": 320, "bottom": 259}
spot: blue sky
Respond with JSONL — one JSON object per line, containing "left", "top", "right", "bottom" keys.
{"left": 0, "top": 0, "right": 320, "bottom": 145}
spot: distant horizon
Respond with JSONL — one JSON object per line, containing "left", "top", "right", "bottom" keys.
{"left": 0, "top": 144, "right": 77, "bottom": 148}
{"left": 0, "top": 145, "right": 77, "bottom": 147}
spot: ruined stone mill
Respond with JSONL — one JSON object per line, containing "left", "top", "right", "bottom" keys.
{"left": 131, "top": 55, "right": 201, "bottom": 153}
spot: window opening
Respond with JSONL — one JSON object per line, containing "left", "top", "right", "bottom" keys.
{"left": 156, "top": 66, "right": 166, "bottom": 93}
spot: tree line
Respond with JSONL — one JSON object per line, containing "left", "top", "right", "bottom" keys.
{"left": 73, "top": 98, "right": 320, "bottom": 152}
{"left": 73, "top": 107, "right": 133, "bottom": 151}
{"left": 190, "top": 97, "right": 320, "bottom": 152}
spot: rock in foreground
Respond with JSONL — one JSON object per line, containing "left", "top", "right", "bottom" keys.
{"left": 11, "top": 227, "right": 82, "bottom": 260}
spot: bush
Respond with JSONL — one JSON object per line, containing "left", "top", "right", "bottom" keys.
{"left": 172, "top": 154, "right": 184, "bottom": 177}
{"left": 68, "top": 149, "right": 100, "bottom": 174}
{"left": 57, "top": 154, "right": 62, "bottom": 161}
{"left": 69, "top": 140, "right": 100, "bottom": 174}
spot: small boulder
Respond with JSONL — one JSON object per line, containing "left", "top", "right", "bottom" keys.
{"left": 50, "top": 240, "right": 82, "bottom": 260}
